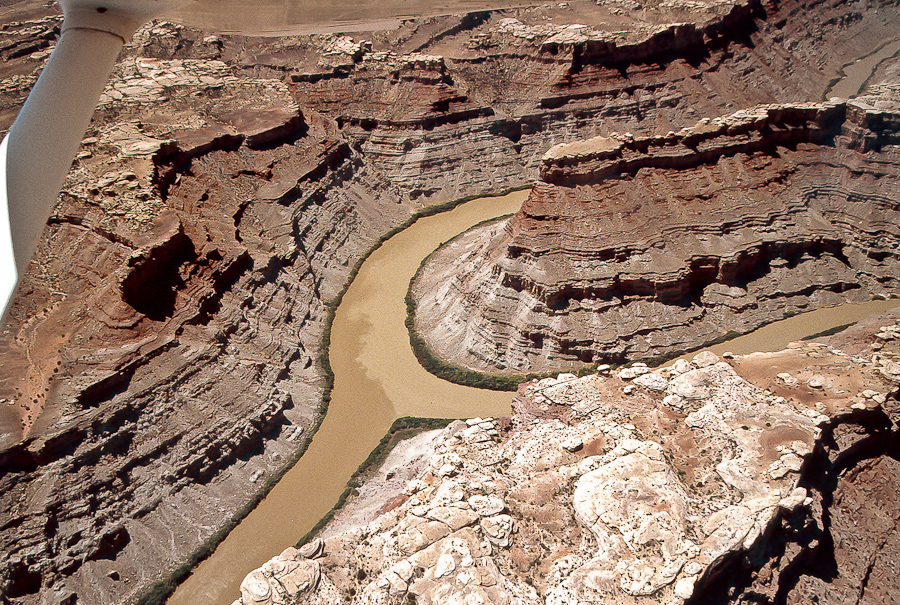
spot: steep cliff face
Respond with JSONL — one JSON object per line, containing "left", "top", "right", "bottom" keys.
{"left": 412, "top": 91, "right": 900, "bottom": 373}
{"left": 231, "top": 314, "right": 900, "bottom": 605}
{"left": 0, "top": 20, "right": 415, "bottom": 604}
{"left": 0, "top": 44, "right": 401, "bottom": 604}
{"left": 2, "top": 0, "right": 900, "bottom": 602}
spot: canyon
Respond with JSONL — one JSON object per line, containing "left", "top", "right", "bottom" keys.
{"left": 0, "top": 0, "right": 899, "bottom": 603}
{"left": 412, "top": 92, "right": 900, "bottom": 374}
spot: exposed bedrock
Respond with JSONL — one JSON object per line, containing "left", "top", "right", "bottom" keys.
{"left": 232, "top": 323, "right": 900, "bottom": 605}
{"left": 0, "top": 59, "right": 385, "bottom": 604}
{"left": 0, "top": 33, "right": 413, "bottom": 603}
{"left": 231, "top": 0, "right": 900, "bottom": 199}
{"left": 2, "top": 0, "right": 900, "bottom": 602}
{"left": 413, "top": 92, "right": 900, "bottom": 373}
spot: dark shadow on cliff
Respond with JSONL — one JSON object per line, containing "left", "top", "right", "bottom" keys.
{"left": 122, "top": 231, "right": 196, "bottom": 321}
{"left": 684, "top": 402, "right": 900, "bottom": 605}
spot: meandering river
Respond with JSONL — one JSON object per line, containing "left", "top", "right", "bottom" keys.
{"left": 826, "top": 36, "right": 900, "bottom": 99}
{"left": 168, "top": 190, "right": 528, "bottom": 605}
{"left": 169, "top": 184, "right": 898, "bottom": 605}
{"left": 167, "top": 28, "right": 900, "bottom": 603}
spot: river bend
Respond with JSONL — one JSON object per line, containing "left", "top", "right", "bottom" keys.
{"left": 169, "top": 183, "right": 900, "bottom": 605}
{"left": 168, "top": 190, "right": 529, "bottom": 605}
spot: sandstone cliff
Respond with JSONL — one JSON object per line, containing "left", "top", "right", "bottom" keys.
{"left": 231, "top": 314, "right": 900, "bottom": 605}
{"left": 2, "top": 0, "right": 900, "bottom": 602}
{"left": 412, "top": 90, "right": 900, "bottom": 373}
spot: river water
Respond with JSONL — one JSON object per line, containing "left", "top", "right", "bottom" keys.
{"left": 168, "top": 190, "right": 528, "bottom": 605}
{"left": 169, "top": 183, "right": 897, "bottom": 605}
{"left": 672, "top": 299, "right": 899, "bottom": 362}
{"left": 826, "top": 37, "right": 900, "bottom": 99}
{"left": 166, "top": 29, "right": 900, "bottom": 605}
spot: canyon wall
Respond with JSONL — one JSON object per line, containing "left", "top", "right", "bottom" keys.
{"left": 413, "top": 90, "right": 900, "bottom": 373}
{"left": 1, "top": 0, "right": 900, "bottom": 602}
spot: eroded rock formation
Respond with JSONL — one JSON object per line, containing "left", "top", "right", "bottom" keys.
{"left": 413, "top": 90, "right": 900, "bottom": 373}
{"left": 2, "top": 0, "right": 900, "bottom": 602}
{"left": 233, "top": 314, "right": 900, "bottom": 604}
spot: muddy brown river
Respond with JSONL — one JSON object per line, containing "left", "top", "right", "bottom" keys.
{"left": 826, "top": 36, "right": 900, "bottom": 99}
{"left": 673, "top": 299, "right": 900, "bottom": 362}
{"left": 169, "top": 184, "right": 898, "bottom": 605}
{"left": 168, "top": 190, "right": 528, "bottom": 605}
{"left": 166, "top": 25, "right": 900, "bottom": 603}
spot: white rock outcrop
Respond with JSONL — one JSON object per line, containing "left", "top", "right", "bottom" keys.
{"left": 232, "top": 341, "right": 895, "bottom": 605}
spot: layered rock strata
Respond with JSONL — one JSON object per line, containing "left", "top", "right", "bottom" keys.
{"left": 413, "top": 91, "right": 900, "bottom": 373}
{"left": 2, "top": 0, "right": 900, "bottom": 602}
{"left": 232, "top": 315, "right": 900, "bottom": 605}
{"left": 0, "top": 49, "right": 386, "bottom": 605}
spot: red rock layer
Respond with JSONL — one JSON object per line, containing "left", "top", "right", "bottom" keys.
{"left": 1, "top": 0, "right": 900, "bottom": 602}
{"left": 412, "top": 97, "right": 900, "bottom": 373}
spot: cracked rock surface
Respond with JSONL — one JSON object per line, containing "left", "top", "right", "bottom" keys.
{"left": 234, "top": 319, "right": 900, "bottom": 604}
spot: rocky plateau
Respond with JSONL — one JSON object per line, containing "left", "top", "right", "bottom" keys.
{"left": 1, "top": 0, "right": 900, "bottom": 603}
{"left": 233, "top": 312, "right": 900, "bottom": 605}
